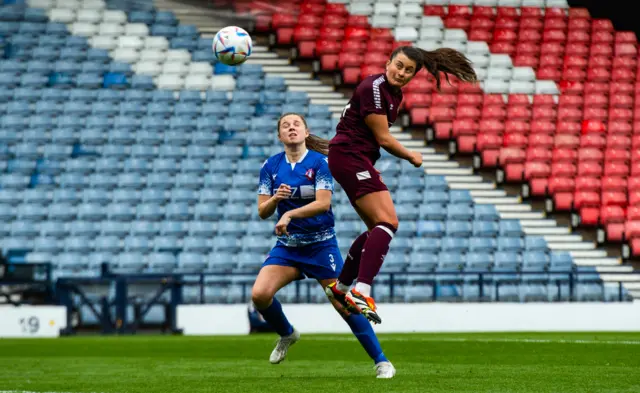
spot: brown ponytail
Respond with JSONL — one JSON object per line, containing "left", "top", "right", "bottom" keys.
{"left": 277, "top": 112, "right": 330, "bottom": 156}
{"left": 305, "top": 133, "right": 329, "bottom": 156}
{"left": 391, "top": 46, "right": 478, "bottom": 91}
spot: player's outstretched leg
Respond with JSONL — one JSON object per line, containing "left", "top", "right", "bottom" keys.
{"left": 325, "top": 231, "right": 369, "bottom": 314}
{"left": 323, "top": 279, "right": 395, "bottom": 378}
{"left": 345, "top": 313, "right": 395, "bottom": 378}
{"left": 252, "top": 265, "right": 301, "bottom": 364}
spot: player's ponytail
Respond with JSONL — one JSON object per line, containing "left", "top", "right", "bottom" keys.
{"left": 277, "top": 112, "right": 330, "bottom": 156}
{"left": 305, "top": 133, "right": 329, "bottom": 156}
{"left": 392, "top": 46, "right": 478, "bottom": 90}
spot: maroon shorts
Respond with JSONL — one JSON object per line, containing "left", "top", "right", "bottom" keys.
{"left": 328, "top": 145, "right": 388, "bottom": 205}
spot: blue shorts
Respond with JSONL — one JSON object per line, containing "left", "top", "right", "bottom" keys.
{"left": 262, "top": 237, "right": 344, "bottom": 280}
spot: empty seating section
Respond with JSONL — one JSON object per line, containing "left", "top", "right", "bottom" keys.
{"left": 255, "top": 0, "right": 640, "bottom": 258}
{"left": 0, "top": 0, "right": 629, "bottom": 303}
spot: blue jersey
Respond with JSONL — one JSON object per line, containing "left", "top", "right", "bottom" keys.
{"left": 258, "top": 149, "right": 335, "bottom": 247}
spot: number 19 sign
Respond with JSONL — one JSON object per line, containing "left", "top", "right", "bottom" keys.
{"left": 0, "top": 306, "right": 66, "bottom": 338}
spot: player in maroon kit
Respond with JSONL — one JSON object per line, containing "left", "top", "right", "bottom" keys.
{"left": 325, "top": 46, "right": 478, "bottom": 323}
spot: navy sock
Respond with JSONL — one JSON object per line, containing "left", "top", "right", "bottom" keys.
{"left": 345, "top": 313, "right": 388, "bottom": 364}
{"left": 256, "top": 297, "right": 293, "bottom": 337}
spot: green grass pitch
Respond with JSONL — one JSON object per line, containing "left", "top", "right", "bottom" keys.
{"left": 1, "top": 332, "right": 639, "bottom": 393}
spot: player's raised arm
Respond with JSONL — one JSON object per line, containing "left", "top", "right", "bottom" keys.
{"left": 257, "top": 160, "right": 291, "bottom": 219}
{"left": 365, "top": 114, "right": 422, "bottom": 167}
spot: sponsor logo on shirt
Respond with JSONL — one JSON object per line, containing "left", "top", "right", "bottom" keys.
{"left": 305, "top": 168, "right": 315, "bottom": 181}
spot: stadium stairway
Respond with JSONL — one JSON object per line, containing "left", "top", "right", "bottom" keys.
{"left": 1, "top": 0, "right": 637, "bottom": 302}
{"left": 207, "top": 0, "right": 640, "bottom": 299}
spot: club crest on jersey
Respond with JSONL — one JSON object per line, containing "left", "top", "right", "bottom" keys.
{"left": 305, "top": 168, "right": 315, "bottom": 181}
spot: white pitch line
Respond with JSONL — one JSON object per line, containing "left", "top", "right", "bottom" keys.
{"left": 0, "top": 391, "right": 114, "bottom": 393}
{"left": 292, "top": 336, "right": 640, "bottom": 345}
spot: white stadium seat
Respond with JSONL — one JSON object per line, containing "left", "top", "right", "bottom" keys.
{"left": 139, "top": 49, "right": 166, "bottom": 62}
{"left": 184, "top": 75, "right": 211, "bottom": 91}
{"left": 370, "top": 15, "right": 397, "bottom": 28}
{"left": 535, "top": 80, "right": 559, "bottom": 95}
{"left": 546, "top": 0, "right": 569, "bottom": 7}
{"left": 48, "top": 8, "right": 76, "bottom": 23}
{"left": 162, "top": 62, "right": 189, "bottom": 76}
{"left": 475, "top": 68, "right": 488, "bottom": 81}
{"left": 498, "top": 0, "right": 523, "bottom": 6}
{"left": 144, "top": 37, "right": 169, "bottom": 51}
{"left": 348, "top": 3, "right": 373, "bottom": 15}
{"left": 211, "top": 75, "right": 236, "bottom": 91}
{"left": 70, "top": 22, "right": 98, "bottom": 36}
{"left": 76, "top": 9, "right": 102, "bottom": 23}
{"left": 444, "top": 29, "right": 467, "bottom": 41}
{"left": 394, "top": 27, "right": 418, "bottom": 42}
{"left": 90, "top": 35, "right": 117, "bottom": 50}
{"left": 27, "top": 0, "right": 54, "bottom": 9}
{"left": 125, "top": 24, "right": 150, "bottom": 37}
{"left": 482, "top": 79, "right": 509, "bottom": 94}
{"left": 396, "top": 15, "right": 421, "bottom": 28}
{"left": 156, "top": 75, "right": 185, "bottom": 90}
{"left": 421, "top": 16, "right": 444, "bottom": 28}
{"left": 522, "top": 0, "right": 545, "bottom": 5}
{"left": 165, "top": 50, "right": 191, "bottom": 64}
{"left": 111, "top": 48, "right": 140, "bottom": 63}
{"left": 487, "top": 67, "right": 512, "bottom": 80}
{"left": 420, "top": 28, "right": 444, "bottom": 40}
{"left": 102, "top": 10, "right": 127, "bottom": 24}
{"left": 134, "top": 61, "right": 162, "bottom": 76}
{"left": 98, "top": 23, "right": 125, "bottom": 36}
{"left": 415, "top": 40, "right": 441, "bottom": 51}
{"left": 373, "top": 3, "right": 397, "bottom": 15}
{"left": 398, "top": 3, "right": 423, "bottom": 17}
{"left": 424, "top": 0, "right": 449, "bottom": 5}
{"left": 441, "top": 40, "right": 467, "bottom": 52}
{"left": 466, "top": 41, "right": 490, "bottom": 55}
{"left": 511, "top": 67, "right": 536, "bottom": 81}
{"left": 509, "top": 81, "right": 535, "bottom": 94}
{"left": 118, "top": 36, "right": 144, "bottom": 50}
{"left": 188, "top": 62, "right": 213, "bottom": 76}
{"left": 489, "top": 54, "right": 513, "bottom": 69}
{"left": 56, "top": 0, "right": 80, "bottom": 8}
{"left": 81, "top": 0, "right": 106, "bottom": 9}
{"left": 467, "top": 54, "right": 490, "bottom": 68}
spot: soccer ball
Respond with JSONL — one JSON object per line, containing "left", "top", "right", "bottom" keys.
{"left": 213, "top": 26, "right": 253, "bottom": 66}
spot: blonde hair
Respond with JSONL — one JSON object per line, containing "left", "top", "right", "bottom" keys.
{"left": 277, "top": 112, "right": 329, "bottom": 156}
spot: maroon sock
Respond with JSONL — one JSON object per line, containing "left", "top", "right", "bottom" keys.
{"left": 357, "top": 223, "right": 397, "bottom": 285}
{"left": 338, "top": 231, "right": 369, "bottom": 286}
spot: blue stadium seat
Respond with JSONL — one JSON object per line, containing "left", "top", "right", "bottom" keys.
{"left": 147, "top": 252, "right": 177, "bottom": 272}
{"left": 129, "top": 10, "right": 155, "bottom": 24}
{"left": 59, "top": 47, "right": 86, "bottom": 62}
{"left": 45, "top": 22, "right": 68, "bottom": 36}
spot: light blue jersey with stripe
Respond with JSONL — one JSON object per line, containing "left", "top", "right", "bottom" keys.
{"left": 258, "top": 149, "right": 335, "bottom": 247}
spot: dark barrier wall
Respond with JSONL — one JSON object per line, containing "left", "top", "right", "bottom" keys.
{"left": 568, "top": 0, "right": 639, "bottom": 40}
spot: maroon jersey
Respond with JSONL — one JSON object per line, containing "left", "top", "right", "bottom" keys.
{"left": 330, "top": 73, "right": 403, "bottom": 164}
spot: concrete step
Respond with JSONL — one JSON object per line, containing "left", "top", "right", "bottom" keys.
{"left": 424, "top": 168, "right": 473, "bottom": 176}
{"left": 499, "top": 212, "right": 545, "bottom": 220}
{"left": 522, "top": 227, "right": 571, "bottom": 235}
{"left": 547, "top": 242, "right": 595, "bottom": 250}
{"left": 469, "top": 190, "right": 505, "bottom": 197}
{"left": 519, "top": 219, "right": 558, "bottom": 227}
{"left": 474, "top": 196, "right": 522, "bottom": 205}
{"left": 569, "top": 250, "right": 608, "bottom": 258}
{"left": 575, "top": 258, "right": 623, "bottom": 266}
{"left": 245, "top": 58, "right": 290, "bottom": 66}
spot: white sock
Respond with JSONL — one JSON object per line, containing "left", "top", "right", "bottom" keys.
{"left": 336, "top": 281, "right": 351, "bottom": 293}
{"left": 355, "top": 282, "right": 371, "bottom": 297}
